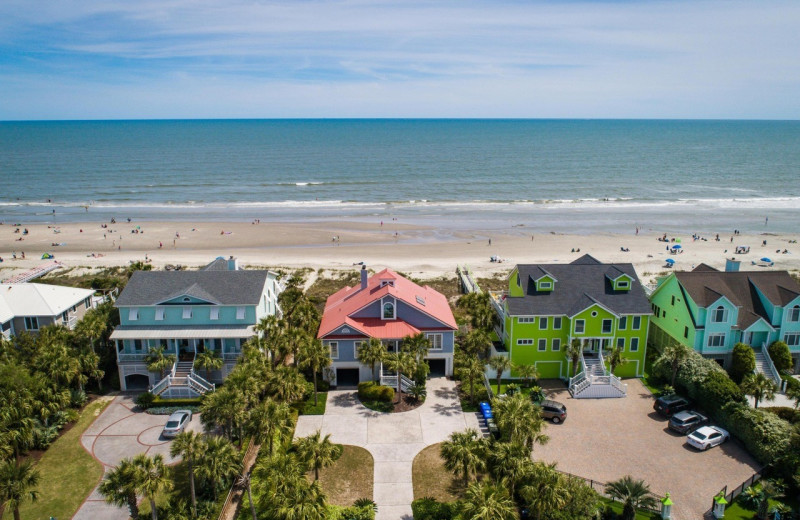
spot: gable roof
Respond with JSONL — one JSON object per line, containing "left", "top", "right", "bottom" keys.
{"left": 506, "top": 257, "right": 651, "bottom": 317}
{"left": 115, "top": 270, "right": 269, "bottom": 307}
{"left": 318, "top": 268, "right": 457, "bottom": 338}
{"left": 0, "top": 283, "right": 94, "bottom": 318}
{"left": 675, "top": 268, "right": 800, "bottom": 329}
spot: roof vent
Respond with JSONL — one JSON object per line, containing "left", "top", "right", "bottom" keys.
{"left": 416, "top": 295, "right": 426, "bottom": 306}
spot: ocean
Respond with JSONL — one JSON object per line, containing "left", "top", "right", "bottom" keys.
{"left": 1, "top": 119, "right": 799, "bottom": 234}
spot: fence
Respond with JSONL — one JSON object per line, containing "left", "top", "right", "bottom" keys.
{"left": 555, "top": 470, "right": 662, "bottom": 514}
{"left": 706, "top": 467, "right": 766, "bottom": 517}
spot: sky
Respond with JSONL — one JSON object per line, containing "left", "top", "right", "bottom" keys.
{"left": 1, "top": 0, "right": 799, "bottom": 120}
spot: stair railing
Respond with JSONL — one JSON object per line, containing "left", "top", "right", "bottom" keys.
{"left": 760, "top": 343, "right": 782, "bottom": 388}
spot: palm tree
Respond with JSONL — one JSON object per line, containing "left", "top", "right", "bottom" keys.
{"left": 513, "top": 362, "right": 539, "bottom": 388}
{"left": 403, "top": 333, "right": 432, "bottom": 364}
{"left": 194, "top": 349, "right": 223, "bottom": 382}
{"left": 200, "top": 388, "right": 245, "bottom": 440}
{"left": 293, "top": 430, "right": 342, "bottom": 481}
{"left": 133, "top": 454, "right": 172, "bottom": 520}
{"left": 247, "top": 398, "right": 294, "bottom": 455}
{"left": 297, "top": 338, "right": 331, "bottom": 407}
{"left": 606, "top": 345, "right": 627, "bottom": 375}
{"left": 99, "top": 458, "right": 141, "bottom": 520}
{"left": 440, "top": 429, "right": 487, "bottom": 486}
{"left": 458, "top": 292, "right": 498, "bottom": 333}
{"left": 458, "top": 356, "right": 486, "bottom": 405}
{"left": 274, "top": 480, "right": 328, "bottom": 520}
{"left": 658, "top": 342, "right": 692, "bottom": 387}
{"left": 565, "top": 338, "right": 583, "bottom": 377}
{"left": 460, "top": 482, "right": 518, "bottom": 520}
{"left": 357, "top": 338, "right": 386, "bottom": 381}
{"left": 0, "top": 459, "right": 40, "bottom": 520}
{"left": 75, "top": 308, "right": 107, "bottom": 355}
{"left": 384, "top": 350, "right": 416, "bottom": 403}
{"left": 520, "top": 463, "right": 569, "bottom": 520}
{"left": 267, "top": 365, "right": 308, "bottom": 403}
{"left": 487, "top": 441, "right": 530, "bottom": 496}
{"left": 493, "top": 393, "right": 549, "bottom": 451}
{"left": 145, "top": 346, "right": 176, "bottom": 380}
{"left": 462, "top": 329, "right": 492, "bottom": 359}
{"left": 605, "top": 475, "right": 658, "bottom": 520}
{"left": 255, "top": 315, "right": 287, "bottom": 366}
{"left": 743, "top": 479, "right": 784, "bottom": 520}
{"left": 196, "top": 436, "right": 241, "bottom": 501}
{"left": 741, "top": 373, "right": 778, "bottom": 409}
{"left": 169, "top": 431, "right": 205, "bottom": 517}
{"left": 786, "top": 381, "right": 800, "bottom": 409}
{"left": 488, "top": 355, "right": 511, "bottom": 396}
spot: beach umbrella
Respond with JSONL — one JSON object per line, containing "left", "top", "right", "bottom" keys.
{"left": 671, "top": 244, "right": 682, "bottom": 250}
{"left": 665, "top": 258, "right": 675, "bottom": 264}
{"left": 761, "top": 257, "right": 772, "bottom": 263}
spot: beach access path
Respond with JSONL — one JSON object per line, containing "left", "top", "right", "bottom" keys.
{"left": 294, "top": 377, "right": 482, "bottom": 520}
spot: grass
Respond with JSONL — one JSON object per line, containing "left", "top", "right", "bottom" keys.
{"left": 300, "top": 391, "right": 328, "bottom": 415}
{"left": 5, "top": 397, "right": 113, "bottom": 520}
{"left": 599, "top": 498, "right": 661, "bottom": 519}
{"left": 412, "top": 444, "right": 467, "bottom": 502}
{"left": 315, "top": 445, "right": 374, "bottom": 505}
{"left": 722, "top": 482, "right": 800, "bottom": 519}
{"left": 359, "top": 399, "right": 395, "bottom": 413}
{"left": 640, "top": 355, "right": 665, "bottom": 396}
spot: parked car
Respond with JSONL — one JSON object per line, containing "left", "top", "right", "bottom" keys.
{"left": 687, "top": 426, "right": 729, "bottom": 451}
{"left": 537, "top": 399, "right": 567, "bottom": 424}
{"left": 653, "top": 395, "right": 691, "bottom": 417}
{"left": 162, "top": 410, "right": 192, "bottom": 438}
{"left": 668, "top": 410, "right": 708, "bottom": 434}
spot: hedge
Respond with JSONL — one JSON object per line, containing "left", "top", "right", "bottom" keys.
{"left": 357, "top": 381, "right": 395, "bottom": 402}
{"left": 782, "top": 374, "right": 800, "bottom": 394}
{"left": 730, "top": 343, "right": 756, "bottom": 384}
{"left": 136, "top": 392, "right": 204, "bottom": 410}
{"left": 717, "top": 401, "right": 793, "bottom": 463}
{"left": 411, "top": 497, "right": 457, "bottom": 520}
{"left": 146, "top": 406, "right": 202, "bottom": 415}
{"left": 768, "top": 341, "right": 794, "bottom": 373}
{"left": 762, "top": 406, "right": 800, "bottom": 425}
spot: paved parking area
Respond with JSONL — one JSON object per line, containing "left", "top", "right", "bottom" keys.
{"left": 294, "top": 377, "right": 481, "bottom": 520}
{"left": 534, "top": 379, "right": 761, "bottom": 520}
{"left": 75, "top": 394, "right": 203, "bottom": 520}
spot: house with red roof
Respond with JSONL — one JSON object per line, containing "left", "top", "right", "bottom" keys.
{"left": 317, "top": 266, "right": 458, "bottom": 386}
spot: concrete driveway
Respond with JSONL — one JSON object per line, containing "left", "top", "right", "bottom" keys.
{"left": 75, "top": 394, "right": 203, "bottom": 520}
{"left": 294, "top": 377, "right": 481, "bottom": 520}
{"left": 534, "top": 379, "right": 761, "bottom": 520}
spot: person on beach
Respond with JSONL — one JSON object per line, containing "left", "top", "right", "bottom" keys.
{"left": 159, "top": 241, "right": 163, "bottom": 249}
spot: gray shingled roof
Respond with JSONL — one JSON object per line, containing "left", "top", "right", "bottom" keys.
{"left": 505, "top": 255, "right": 651, "bottom": 317}
{"left": 115, "top": 270, "right": 269, "bottom": 306}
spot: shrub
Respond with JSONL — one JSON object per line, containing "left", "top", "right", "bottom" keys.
{"left": 136, "top": 391, "right": 157, "bottom": 409}
{"left": 730, "top": 343, "right": 756, "bottom": 384}
{"left": 152, "top": 396, "right": 203, "bottom": 408}
{"left": 357, "top": 381, "right": 395, "bottom": 402}
{"left": 697, "top": 370, "right": 745, "bottom": 413}
{"left": 717, "top": 401, "right": 793, "bottom": 464}
{"left": 70, "top": 388, "right": 88, "bottom": 408}
{"left": 762, "top": 406, "right": 800, "bottom": 424}
{"left": 146, "top": 406, "right": 202, "bottom": 415}
{"left": 768, "top": 341, "right": 793, "bottom": 374}
{"left": 783, "top": 374, "right": 800, "bottom": 394}
{"left": 411, "top": 497, "right": 456, "bottom": 520}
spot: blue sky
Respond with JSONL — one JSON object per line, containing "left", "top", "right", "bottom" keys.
{"left": 1, "top": 0, "right": 798, "bottom": 120}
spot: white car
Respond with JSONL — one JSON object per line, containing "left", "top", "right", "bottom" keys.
{"left": 162, "top": 410, "right": 192, "bottom": 438}
{"left": 686, "top": 426, "right": 729, "bottom": 451}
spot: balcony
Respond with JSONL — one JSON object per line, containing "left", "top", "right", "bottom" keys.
{"left": 117, "top": 353, "right": 149, "bottom": 362}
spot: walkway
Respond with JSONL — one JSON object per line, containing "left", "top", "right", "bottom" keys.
{"left": 74, "top": 394, "right": 203, "bottom": 519}
{"left": 294, "top": 378, "right": 481, "bottom": 520}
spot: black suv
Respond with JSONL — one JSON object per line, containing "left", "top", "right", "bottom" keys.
{"left": 653, "top": 395, "right": 691, "bottom": 417}
{"left": 537, "top": 400, "right": 567, "bottom": 423}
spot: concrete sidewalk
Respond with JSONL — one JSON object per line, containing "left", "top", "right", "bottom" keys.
{"left": 294, "top": 378, "right": 480, "bottom": 520}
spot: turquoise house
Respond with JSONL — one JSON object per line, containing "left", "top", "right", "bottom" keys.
{"left": 112, "top": 257, "right": 282, "bottom": 396}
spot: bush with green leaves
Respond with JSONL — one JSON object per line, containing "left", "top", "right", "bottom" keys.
{"left": 411, "top": 497, "right": 456, "bottom": 520}
{"left": 357, "top": 381, "right": 395, "bottom": 402}
{"left": 696, "top": 370, "right": 745, "bottom": 411}
{"left": 768, "top": 341, "right": 793, "bottom": 374}
{"left": 762, "top": 407, "right": 800, "bottom": 424}
{"left": 145, "top": 406, "right": 202, "bottom": 415}
{"left": 730, "top": 343, "right": 756, "bottom": 384}
{"left": 135, "top": 391, "right": 157, "bottom": 409}
{"left": 717, "top": 401, "right": 793, "bottom": 463}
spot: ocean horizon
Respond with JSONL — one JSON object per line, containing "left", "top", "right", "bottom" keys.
{"left": 2, "top": 119, "right": 799, "bottom": 234}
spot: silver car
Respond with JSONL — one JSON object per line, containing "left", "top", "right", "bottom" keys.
{"left": 162, "top": 410, "right": 192, "bottom": 438}
{"left": 687, "top": 426, "right": 729, "bottom": 451}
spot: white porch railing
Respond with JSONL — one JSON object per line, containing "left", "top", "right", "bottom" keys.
{"left": 188, "top": 371, "right": 215, "bottom": 393}
{"left": 150, "top": 376, "right": 171, "bottom": 396}
{"left": 597, "top": 349, "right": 608, "bottom": 376}
{"left": 118, "top": 353, "right": 149, "bottom": 362}
{"left": 379, "top": 369, "right": 414, "bottom": 392}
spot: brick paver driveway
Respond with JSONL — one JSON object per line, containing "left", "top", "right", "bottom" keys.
{"left": 294, "top": 377, "right": 481, "bottom": 520}
{"left": 75, "top": 394, "right": 203, "bottom": 520}
{"left": 534, "top": 379, "right": 760, "bottom": 520}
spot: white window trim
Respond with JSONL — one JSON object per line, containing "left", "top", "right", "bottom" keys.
{"left": 537, "top": 339, "right": 547, "bottom": 351}
{"left": 632, "top": 316, "right": 641, "bottom": 330}
{"left": 602, "top": 319, "right": 613, "bottom": 334}
{"left": 789, "top": 306, "right": 800, "bottom": 322}
{"left": 24, "top": 316, "right": 39, "bottom": 331}
{"left": 617, "top": 280, "right": 630, "bottom": 288}
{"left": 707, "top": 333, "right": 726, "bottom": 348}
{"left": 574, "top": 319, "right": 585, "bottom": 334}
{"left": 517, "top": 339, "right": 533, "bottom": 345}
{"left": 619, "top": 317, "right": 627, "bottom": 330}
{"left": 539, "top": 281, "right": 552, "bottom": 290}
{"left": 354, "top": 340, "right": 365, "bottom": 350}
{"left": 553, "top": 317, "right": 562, "bottom": 330}
{"left": 712, "top": 306, "right": 729, "bottom": 323}
{"left": 616, "top": 337, "right": 625, "bottom": 350}
{"left": 210, "top": 307, "right": 220, "bottom": 320}
{"left": 518, "top": 317, "right": 535, "bottom": 323}
{"left": 328, "top": 341, "right": 339, "bottom": 359}
{"left": 784, "top": 332, "right": 800, "bottom": 347}
{"left": 129, "top": 308, "right": 139, "bottom": 321}
{"left": 552, "top": 338, "right": 561, "bottom": 351}
{"left": 182, "top": 307, "right": 192, "bottom": 319}
{"left": 381, "top": 298, "right": 396, "bottom": 320}
{"left": 155, "top": 307, "right": 165, "bottom": 321}
{"left": 426, "top": 333, "right": 443, "bottom": 350}
{"left": 539, "top": 317, "right": 548, "bottom": 329}
{"left": 630, "top": 337, "right": 639, "bottom": 352}
{"left": 236, "top": 306, "right": 246, "bottom": 320}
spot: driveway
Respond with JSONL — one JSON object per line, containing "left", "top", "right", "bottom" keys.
{"left": 534, "top": 379, "right": 761, "bottom": 520}
{"left": 75, "top": 394, "right": 203, "bottom": 520}
{"left": 294, "top": 377, "right": 481, "bottom": 520}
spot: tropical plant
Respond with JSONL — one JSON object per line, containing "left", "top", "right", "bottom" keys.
{"left": 520, "top": 462, "right": 569, "bottom": 520}
{"left": 488, "top": 355, "right": 510, "bottom": 396}
{"left": 384, "top": 350, "right": 416, "bottom": 402}
{"left": 274, "top": 480, "right": 328, "bottom": 520}
{"left": 145, "top": 346, "right": 176, "bottom": 380}
{"left": 196, "top": 436, "right": 241, "bottom": 501}
{"left": 604, "top": 475, "right": 658, "bottom": 520}
{"left": 169, "top": 431, "right": 205, "bottom": 517}
{"left": 98, "top": 458, "right": 141, "bottom": 520}
{"left": 487, "top": 441, "right": 530, "bottom": 496}
{"left": 293, "top": 430, "right": 342, "bottom": 481}
{"left": 267, "top": 365, "right": 308, "bottom": 403}
{"left": 75, "top": 308, "right": 107, "bottom": 355}
{"left": 247, "top": 398, "right": 294, "bottom": 455}
{"left": 513, "top": 362, "right": 539, "bottom": 388}
{"left": 492, "top": 393, "right": 549, "bottom": 451}
{"left": 457, "top": 356, "right": 486, "bottom": 405}
{"left": 0, "top": 459, "right": 40, "bottom": 520}
{"left": 606, "top": 345, "right": 628, "bottom": 375}
{"left": 134, "top": 453, "right": 172, "bottom": 520}
{"left": 742, "top": 479, "right": 785, "bottom": 520}
{"left": 297, "top": 338, "right": 331, "bottom": 407}
{"left": 440, "top": 429, "right": 487, "bottom": 486}
{"left": 740, "top": 372, "right": 777, "bottom": 409}
{"left": 357, "top": 337, "right": 386, "bottom": 381}
{"left": 459, "top": 481, "right": 518, "bottom": 520}
{"left": 194, "top": 349, "right": 223, "bottom": 382}
{"left": 403, "top": 333, "right": 432, "bottom": 364}
{"left": 461, "top": 329, "right": 492, "bottom": 359}
{"left": 786, "top": 380, "right": 800, "bottom": 409}
{"left": 457, "top": 292, "right": 498, "bottom": 334}
{"left": 657, "top": 342, "right": 692, "bottom": 388}
{"left": 407, "top": 382, "right": 427, "bottom": 402}
{"left": 565, "top": 338, "right": 583, "bottom": 377}
{"left": 730, "top": 343, "right": 756, "bottom": 384}
{"left": 200, "top": 388, "right": 246, "bottom": 441}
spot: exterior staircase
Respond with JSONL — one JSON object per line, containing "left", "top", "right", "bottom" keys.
{"left": 569, "top": 350, "right": 627, "bottom": 399}
{"left": 754, "top": 348, "right": 782, "bottom": 388}
{"left": 584, "top": 356, "right": 606, "bottom": 377}
{"left": 150, "top": 360, "right": 215, "bottom": 398}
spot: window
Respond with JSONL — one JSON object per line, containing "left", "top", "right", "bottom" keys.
{"left": 712, "top": 306, "right": 728, "bottom": 323}
{"left": 671, "top": 295, "right": 676, "bottom": 306}
{"left": 354, "top": 341, "right": 365, "bottom": 351}
{"left": 210, "top": 307, "right": 219, "bottom": 320}
{"left": 182, "top": 307, "right": 192, "bottom": 319}
{"left": 591, "top": 311, "right": 598, "bottom": 317}
{"left": 707, "top": 333, "right": 725, "bottom": 347}
{"left": 552, "top": 338, "right": 561, "bottom": 351}
{"left": 236, "top": 306, "right": 245, "bottom": 320}
{"left": 213, "top": 338, "right": 222, "bottom": 351}
{"left": 538, "top": 339, "right": 547, "bottom": 351}
{"left": 619, "top": 316, "right": 627, "bottom": 330}
{"left": 380, "top": 280, "right": 394, "bottom": 287}
{"left": 602, "top": 319, "right": 612, "bottom": 334}
{"left": 416, "top": 295, "right": 426, "bottom": 306}
{"left": 155, "top": 307, "right": 165, "bottom": 321}
{"left": 516, "top": 273, "right": 521, "bottom": 287}
{"left": 632, "top": 316, "right": 641, "bottom": 330}
{"left": 662, "top": 311, "right": 667, "bottom": 319}
{"left": 134, "top": 339, "right": 143, "bottom": 351}
{"left": 517, "top": 339, "right": 533, "bottom": 345}
{"left": 382, "top": 301, "right": 395, "bottom": 319}
{"left": 630, "top": 337, "right": 639, "bottom": 352}
{"left": 128, "top": 308, "right": 139, "bottom": 321}
{"left": 539, "top": 317, "right": 548, "bottom": 329}
{"left": 518, "top": 317, "right": 535, "bottom": 323}
{"left": 575, "top": 320, "right": 585, "bottom": 334}
{"left": 426, "top": 333, "right": 443, "bottom": 350}
{"left": 553, "top": 317, "right": 562, "bottom": 330}
{"left": 616, "top": 337, "right": 625, "bottom": 350}
{"left": 539, "top": 281, "right": 552, "bottom": 290}
{"left": 784, "top": 333, "right": 800, "bottom": 347}
{"left": 84, "top": 297, "right": 91, "bottom": 308}
{"left": 24, "top": 316, "right": 39, "bottom": 330}
{"left": 789, "top": 306, "right": 800, "bottom": 322}
{"left": 617, "top": 280, "right": 629, "bottom": 289}
{"left": 684, "top": 326, "right": 689, "bottom": 339}
{"left": 328, "top": 342, "right": 339, "bottom": 359}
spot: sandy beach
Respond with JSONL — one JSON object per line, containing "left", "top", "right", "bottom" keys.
{"left": 1, "top": 220, "right": 798, "bottom": 284}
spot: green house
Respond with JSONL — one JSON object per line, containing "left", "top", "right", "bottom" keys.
{"left": 490, "top": 255, "right": 652, "bottom": 398}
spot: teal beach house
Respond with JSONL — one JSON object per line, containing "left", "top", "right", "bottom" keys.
{"left": 112, "top": 257, "right": 283, "bottom": 396}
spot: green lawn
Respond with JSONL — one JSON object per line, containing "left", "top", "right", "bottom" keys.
{"left": 4, "top": 397, "right": 113, "bottom": 520}
{"left": 412, "top": 443, "right": 467, "bottom": 502}
{"left": 300, "top": 391, "right": 328, "bottom": 415}
{"left": 600, "top": 498, "right": 661, "bottom": 519}
{"left": 640, "top": 356, "right": 665, "bottom": 395}
{"left": 722, "top": 482, "right": 800, "bottom": 519}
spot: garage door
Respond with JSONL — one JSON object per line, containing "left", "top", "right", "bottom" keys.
{"left": 427, "top": 359, "right": 447, "bottom": 377}
{"left": 336, "top": 368, "right": 360, "bottom": 388}
{"left": 125, "top": 374, "right": 150, "bottom": 391}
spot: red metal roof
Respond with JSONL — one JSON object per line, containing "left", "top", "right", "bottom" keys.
{"left": 318, "top": 268, "right": 457, "bottom": 338}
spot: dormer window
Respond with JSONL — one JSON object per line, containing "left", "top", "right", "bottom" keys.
{"left": 539, "top": 282, "right": 552, "bottom": 290}
{"left": 380, "top": 280, "right": 395, "bottom": 288}
{"left": 617, "top": 280, "right": 629, "bottom": 289}
{"left": 712, "top": 306, "right": 728, "bottom": 323}
{"left": 383, "top": 301, "right": 396, "bottom": 320}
